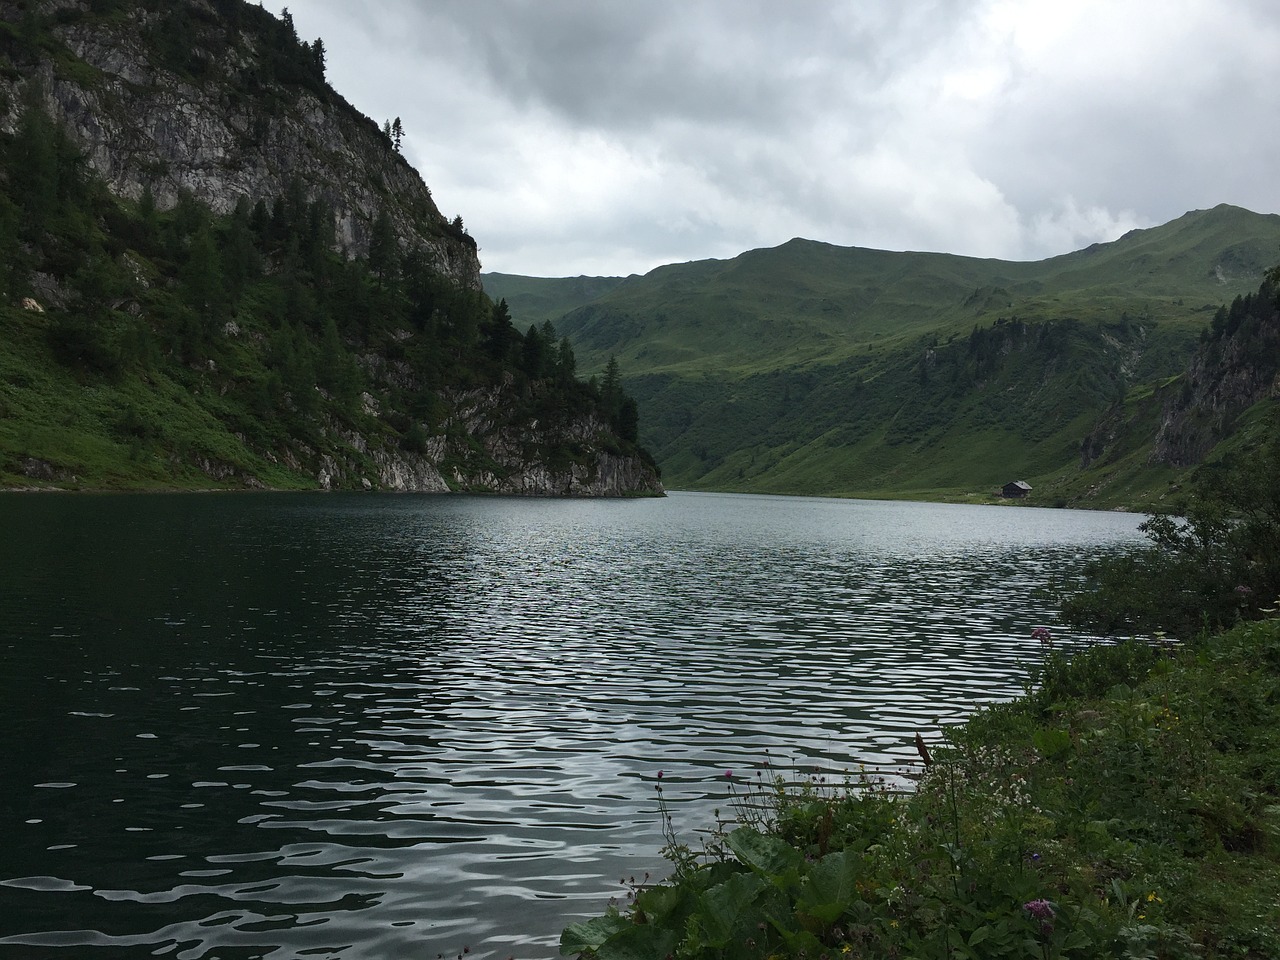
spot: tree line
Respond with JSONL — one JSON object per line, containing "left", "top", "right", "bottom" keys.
{"left": 0, "top": 88, "right": 650, "bottom": 462}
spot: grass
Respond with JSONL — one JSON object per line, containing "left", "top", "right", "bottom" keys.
{"left": 563, "top": 617, "right": 1280, "bottom": 959}
{"left": 0, "top": 303, "right": 306, "bottom": 490}
{"left": 484, "top": 206, "right": 1280, "bottom": 503}
{"left": 0, "top": 9, "right": 662, "bottom": 498}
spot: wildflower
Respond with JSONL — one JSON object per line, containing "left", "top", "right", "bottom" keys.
{"left": 1024, "top": 898, "right": 1055, "bottom": 934}
{"left": 1024, "top": 899, "right": 1055, "bottom": 921}
{"left": 1032, "top": 626, "right": 1053, "bottom": 648}
{"left": 725, "top": 770, "right": 733, "bottom": 779}
{"left": 1235, "top": 584, "right": 1253, "bottom": 598}
{"left": 656, "top": 770, "right": 663, "bottom": 779}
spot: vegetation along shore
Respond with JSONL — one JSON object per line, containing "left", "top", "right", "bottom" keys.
{"left": 562, "top": 429, "right": 1280, "bottom": 959}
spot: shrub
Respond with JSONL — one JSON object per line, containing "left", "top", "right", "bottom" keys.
{"left": 1062, "top": 431, "right": 1280, "bottom": 638}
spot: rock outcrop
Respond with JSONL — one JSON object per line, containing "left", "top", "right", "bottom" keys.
{"left": 1150, "top": 300, "right": 1280, "bottom": 467}
{"left": 1080, "top": 278, "right": 1280, "bottom": 472}
{"left": 302, "top": 381, "right": 664, "bottom": 496}
{"left": 0, "top": 0, "right": 481, "bottom": 289}
{"left": 0, "top": 1, "right": 663, "bottom": 497}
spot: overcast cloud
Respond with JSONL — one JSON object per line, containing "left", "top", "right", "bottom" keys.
{"left": 263, "top": 1, "right": 1280, "bottom": 278}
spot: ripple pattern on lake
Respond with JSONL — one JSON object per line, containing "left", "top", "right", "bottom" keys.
{"left": 0, "top": 492, "right": 1144, "bottom": 958}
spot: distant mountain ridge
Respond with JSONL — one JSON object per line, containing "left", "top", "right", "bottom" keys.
{"left": 482, "top": 272, "right": 631, "bottom": 327}
{"left": 484, "top": 204, "right": 1280, "bottom": 506}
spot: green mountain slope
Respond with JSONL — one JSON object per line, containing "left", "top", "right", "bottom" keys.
{"left": 482, "top": 272, "right": 629, "bottom": 328}
{"left": 0, "top": 0, "right": 661, "bottom": 495}
{"left": 483, "top": 205, "right": 1280, "bottom": 504}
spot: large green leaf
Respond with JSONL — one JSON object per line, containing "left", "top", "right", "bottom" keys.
{"left": 725, "top": 826, "right": 804, "bottom": 885}
{"left": 560, "top": 913, "right": 631, "bottom": 955}
{"left": 691, "top": 871, "right": 768, "bottom": 948}
{"left": 1033, "top": 726, "right": 1073, "bottom": 759}
{"left": 559, "top": 913, "right": 678, "bottom": 960}
{"left": 796, "top": 850, "right": 859, "bottom": 925}
{"left": 633, "top": 880, "right": 697, "bottom": 927}
{"left": 592, "top": 925, "right": 679, "bottom": 960}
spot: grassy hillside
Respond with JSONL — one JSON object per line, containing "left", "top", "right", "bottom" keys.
{"left": 0, "top": 12, "right": 655, "bottom": 493}
{"left": 482, "top": 272, "right": 629, "bottom": 328}
{"left": 484, "top": 206, "right": 1280, "bottom": 504}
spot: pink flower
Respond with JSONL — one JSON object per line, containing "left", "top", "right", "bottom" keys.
{"left": 1024, "top": 899, "right": 1054, "bottom": 920}
{"left": 725, "top": 770, "right": 733, "bottom": 779}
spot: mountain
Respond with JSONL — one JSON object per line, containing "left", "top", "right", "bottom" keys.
{"left": 483, "top": 272, "right": 630, "bottom": 328}
{"left": 1082, "top": 269, "right": 1280, "bottom": 479}
{"left": 0, "top": 0, "right": 662, "bottom": 496}
{"left": 484, "top": 206, "right": 1280, "bottom": 506}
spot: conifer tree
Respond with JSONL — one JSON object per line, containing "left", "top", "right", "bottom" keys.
{"left": 221, "top": 197, "right": 258, "bottom": 303}
{"left": 484, "top": 298, "right": 515, "bottom": 360}
{"left": 11, "top": 90, "right": 58, "bottom": 237}
{"left": 367, "top": 208, "right": 398, "bottom": 284}
{"left": 522, "top": 323, "right": 546, "bottom": 378}
{"left": 0, "top": 198, "right": 17, "bottom": 299}
{"left": 556, "top": 336, "right": 576, "bottom": 382}
{"left": 183, "top": 220, "right": 224, "bottom": 333}
{"left": 600, "top": 355, "right": 623, "bottom": 419}
{"left": 137, "top": 183, "right": 158, "bottom": 245}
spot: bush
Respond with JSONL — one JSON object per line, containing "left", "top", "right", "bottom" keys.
{"left": 1062, "top": 431, "right": 1280, "bottom": 638}
{"left": 564, "top": 619, "right": 1280, "bottom": 960}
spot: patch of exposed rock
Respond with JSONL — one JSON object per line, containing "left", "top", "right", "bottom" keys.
{"left": 0, "top": 2, "right": 481, "bottom": 289}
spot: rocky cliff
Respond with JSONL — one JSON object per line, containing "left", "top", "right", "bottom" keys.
{"left": 313, "top": 389, "right": 665, "bottom": 497}
{"left": 0, "top": 0, "right": 479, "bottom": 288}
{"left": 254, "top": 380, "right": 664, "bottom": 497}
{"left": 1080, "top": 274, "right": 1280, "bottom": 473}
{"left": 1150, "top": 280, "right": 1280, "bottom": 467}
{"left": 0, "top": 0, "right": 663, "bottom": 497}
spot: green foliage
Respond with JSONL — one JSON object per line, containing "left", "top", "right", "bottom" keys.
{"left": 486, "top": 207, "right": 1280, "bottom": 500}
{"left": 0, "top": 81, "right": 655, "bottom": 491}
{"left": 566, "top": 619, "right": 1280, "bottom": 960}
{"left": 1021, "top": 640, "right": 1168, "bottom": 712}
{"left": 1062, "top": 427, "right": 1280, "bottom": 637}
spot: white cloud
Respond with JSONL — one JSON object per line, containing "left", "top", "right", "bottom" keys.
{"left": 269, "top": 1, "right": 1280, "bottom": 277}
{"left": 1025, "top": 198, "right": 1148, "bottom": 259}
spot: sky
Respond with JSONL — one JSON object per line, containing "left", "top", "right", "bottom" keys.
{"left": 262, "top": 1, "right": 1280, "bottom": 279}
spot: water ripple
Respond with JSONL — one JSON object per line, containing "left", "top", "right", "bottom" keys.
{"left": 0, "top": 492, "right": 1144, "bottom": 958}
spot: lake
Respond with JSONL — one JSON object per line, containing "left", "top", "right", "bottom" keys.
{"left": 0, "top": 491, "right": 1145, "bottom": 959}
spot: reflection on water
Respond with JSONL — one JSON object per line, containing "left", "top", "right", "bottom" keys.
{"left": 0, "top": 491, "right": 1144, "bottom": 958}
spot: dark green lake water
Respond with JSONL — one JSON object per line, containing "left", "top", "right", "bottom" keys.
{"left": 0, "top": 491, "right": 1144, "bottom": 958}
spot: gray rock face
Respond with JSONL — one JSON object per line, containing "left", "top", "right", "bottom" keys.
{"left": 1151, "top": 312, "right": 1280, "bottom": 467}
{"left": 0, "top": 1, "right": 481, "bottom": 290}
{"left": 300, "top": 384, "right": 663, "bottom": 496}
{"left": 1081, "top": 296, "right": 1280, "bottom": 473}
{"left": 0, "top": 1, "right": 663, "bottom": 498}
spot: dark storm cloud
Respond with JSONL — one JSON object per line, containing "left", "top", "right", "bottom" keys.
{"left": 374, "top": 2, "right": 952, "bottom": 131}
{"left": 267, "top": 1, "right": 1280, "bottom": 277}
